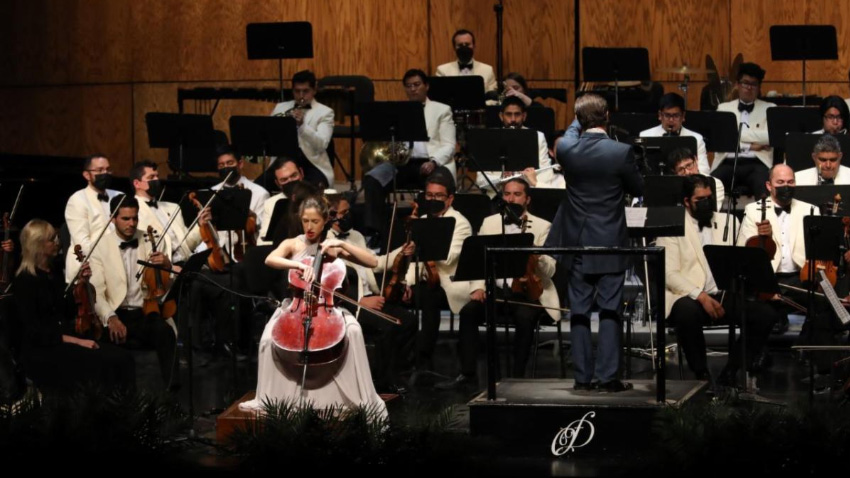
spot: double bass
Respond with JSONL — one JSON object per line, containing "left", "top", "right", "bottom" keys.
{"left": 271, "top": 244, "right": 348, "bottom": 366}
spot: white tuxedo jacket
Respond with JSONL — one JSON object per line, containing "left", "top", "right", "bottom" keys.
{"left": 656, "top": 212, "right": 737, "bottom": 317}
{"left": 136, "top": 195, "right": 201, "bottom": 263}
{"left": 711, "top": 99, "right": 777, "bottom": 171}
{"left": 736, "top": 197, "right": 819, "bottom": 272}
{"left": 270, "top": 99, "right": 336, "bottom": 186}
{"left": 421, "top": 99, "right": 457, "bottom": 177}
{"left": 639, "top": 124, "right": 710, "bottom": 175}
{"left": 471, "top": 213, "right": 560, "bottom": 321}
{"left": 257, "top": 193, "right": 287, "bottom": 246}
{"left": 795, "top": 165, "right": 850, "bottom": 186}
{"left": 435, "top": 60, "right": 498, "bottom": 93}
{"left": 64, "top": 187, "right": 121, "bottom": 284}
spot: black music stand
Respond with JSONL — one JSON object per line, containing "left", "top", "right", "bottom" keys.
{"left": 684, "top": 111, "right": 740, "bottom": 153}
{"left": 427, "top": 76, "right": 486, "bottom": 112}
{"left": 465, "top": 128, "right": 539, "bottom": 177}
{"left": 626, "top": 206, "right": 685, "bottom": 239}
{"left": 770, "top": 25, "right": 838, "bottom": 107}
{"left": 582, "top": 47, "right": 651, "bottom": 111}
{"left": 704, "top": 245, "right": 779, "bottom": 395}
{"left": 527, "top": 188, "right": 564, "bottom": 223}
{"left": 784, "top": 133, "right": 850, "bottom": 172}
{"left": 642, "top": 176, "right": 686, "bottom": 207}
{"left": 264, "top": 197, "right": 292, "bottom": 246}
{"left": 794, "top": 186, "right": 850, "bottom": 214}
{"left": 229, "top": 115, "right": 300, "bottom": 191}
{"left": 609, "top": 112, "right": 658, "bottom": 139}
{"left": 145, "top": 113, "right": 218, "bottom": 175}
{"left": 359, "top": 101, "right": 429, "bottom": 145}
{"left": 484, "top": 106, "right": 556, "bottom": 146}
{"left": 246, "top": 22, "right": 314, "bottom": 101}
{"left": 639, "top": 136, "right": 698, "bottom": 175}
{"left": 451, "top": 193, "right": 493, "bottom": 234}
{"left": 766, "top": 107, "right": 822, "bottom": 149}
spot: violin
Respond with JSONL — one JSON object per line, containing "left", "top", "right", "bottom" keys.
{"left": 511, "top": 215, "right": 544, "bottom": 300}
{"left": 383, "top": 202, "right": 417, "bottom": 303}
{"left": 745, "top": 195, "right": 777, "bottom": 260}
{"left": 800, "top": 194, "right": 840, "bottom": 285}
{"left": 141, "top": 226, "right": 177, "bottom": 319}
{"left": 72, "top": 245, "right": 102, "bottom": 340}
{"left": 271, "top": 242, "right": 347, "bottom": 366}
{"left": 188, "top": 192, "right": 229, "bottom": 272}
{"left": 232, "top": 183, "right": 257, "bottom": 262}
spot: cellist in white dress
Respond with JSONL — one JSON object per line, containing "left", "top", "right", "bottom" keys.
{"left": 240, "top": 196, "right": 387, "bottom": 418}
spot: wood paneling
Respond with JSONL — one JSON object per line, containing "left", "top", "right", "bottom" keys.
{"left": 0, "top": 0, "right": 132, "bottom": 86}
{"left": 503, "top": 0, "right": 575, "bottom": 80}
{"left": 429, "top": 0, "right": 497, "bottom": 75}
{"left": 131, "top": 0, "right": 428, "bottom": 83}
{"left": 730, "top": 0, "right": 850, "bottom": 83}
{"left": 0, "top": 85, "right": 133, "bottom": 172}
{"left": 581, "top": 0, "right": 730, "bottom": 84}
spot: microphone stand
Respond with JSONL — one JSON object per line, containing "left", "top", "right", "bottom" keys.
{"left": 723, "top": 121, "right": 748, "bottom": 244}
{"left": 494, "top": 0, "right": 504, "bottom": 84}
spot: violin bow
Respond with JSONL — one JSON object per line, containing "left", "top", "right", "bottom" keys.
{"left": 64, "top": 194, "right": 127, "bottom": 295}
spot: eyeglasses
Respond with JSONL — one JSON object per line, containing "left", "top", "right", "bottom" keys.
{"left": 738, "top": 81, "right": 759, "bottom": 90}
{"left": 675, "top": 161, "right": 697, "bottom": 174}
{"left": 824, "top": 114, "right": 843, "bottom": 122}
{"left": 424, "top": 193, "right": 449, "bottom": 201}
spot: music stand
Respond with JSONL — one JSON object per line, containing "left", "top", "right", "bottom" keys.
{"left": 626, "top": 206, "right": 686, "bottom": 239}
{"left": 229, "top": 115, "right": 300, "bottom": 191}
{"left": 145, "top": 113, "right": 218, "bottom": 175}
{"left": 784, "top": 133, "right": 850, "bottom": 172}
{"left": 704, "top": 245, "right": 779, "bottom": 394}
{"left": 684, "top": 111, "right": 740, "bottom": 153}
{"left": 465, "top": 128, "right": 540, "bottom": 177}
{"left": 639, "top": 136, "right": 698, "bottom": 175}
{"left": 794, "top": 186, "right": 850, "bottom": 214}
{"left": 484, "top": 106, "right": 556, "bottom": 146}
{"left": 246, "top": 22, "right": 314, "bottom": 101}
{"left": 427, "top": 76, "right": 486, "bottom": 112}
{"left": 610, "top": 113, "right": 658, "bottom": 139}
{"left": 359, "top": 101, "right": 429, "bottom": 145}
{"left": 451, "top": 193, "right": 493, "bottom": 234}
{"left": 452, "top": 234, "right": 533, "bottom": 282}
{"left": 527, "top": 188, "right": 564, "bottom": 223}
{"left": 766, "top": 107, "right": 822, "bottom": 149}
{"left": 770, "top": 25, "right": 838, "bottom": 107}
{"left": 264, "top": 197, "right": 292, "bottom": 246}
{"left": 582, "top": 47, "right": 651, "bottom": 111}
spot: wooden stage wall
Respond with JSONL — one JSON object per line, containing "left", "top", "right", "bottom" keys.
{"left": 1, "top": 0, "right": 848, "bottom": 179}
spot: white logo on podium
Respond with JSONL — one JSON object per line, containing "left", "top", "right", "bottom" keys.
{"left": 551, "top": 411, "right": 596, "bottom": 456}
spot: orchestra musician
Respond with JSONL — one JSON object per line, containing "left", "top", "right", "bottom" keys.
{"left": 13, "top": 219, "right": 135, "bottom": 392}
{"left": 269, "top": 70, "right": 336, "bottom": 189}
{"left": 88, "top": 196, "right": 178, "bottom": 389}
{"left": 668, "top": 148, "right": 726, "bottom": 209}
{"left": 499, "top": 72, "right": 543, "bottom": 108}
{"left": 435, "top": 29, "right": 498, "bottom": 93}
{"left": 437, "top": 178, "right": 560, "bottom": 389}
{"left": 813, "top": 95, "right": 850, "bottom": 135}
{"left": 475, "top": 97, "right": 563, "bottom": 193}
{"left": 64, "top": 154, "right": 121, "bottom": 284}
{"left": 238, "top": 195, "right": 387, "bottom": 417}
{"left": 640, "top": 93, "right": 710, "bottom": 175}
{"left": 795, "top": 134, "right": 850, "bottom": 186}
{"left": 257, "top": 157, "right": 305, "bottom": 246}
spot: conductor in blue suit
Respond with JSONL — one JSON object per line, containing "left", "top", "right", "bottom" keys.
{"left": 548, "top": 93, "right": 644, "bottom": 392}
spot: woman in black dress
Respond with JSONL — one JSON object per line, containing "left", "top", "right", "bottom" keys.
{"left": 12, "top": 219, "right": 135, "bottom": 392}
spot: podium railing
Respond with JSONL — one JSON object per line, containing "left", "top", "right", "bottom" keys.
{"left": 484, "top": 245, "right": 666, "bottom": 402}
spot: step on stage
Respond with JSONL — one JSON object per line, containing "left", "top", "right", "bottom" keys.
{"left": 468, "top": 379, "right": 706, "bottom": 456}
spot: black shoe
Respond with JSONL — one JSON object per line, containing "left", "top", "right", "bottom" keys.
{"left": 598, "top": 380, "right": 633, "bottom": 393}
{"left": 573, "top": 381, "right": 594, "bottom": 391}
{"left": 434, "top": 373, "right": 476, "bottom": 390}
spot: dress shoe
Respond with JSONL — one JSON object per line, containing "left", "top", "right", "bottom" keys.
{"left": 597, "top": 379, "right": 633, "bottom": 393}
{"left": 434, "top": 373, "right": 476, "bottom": 390}
{"left": 573, "top": 381, "right": 595, "bottom": 391}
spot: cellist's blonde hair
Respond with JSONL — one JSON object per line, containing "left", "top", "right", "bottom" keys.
{"left": 16, "top": 219, "right": 57, "bottom": 276}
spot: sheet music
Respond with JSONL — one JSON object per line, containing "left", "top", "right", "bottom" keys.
{"left": 818, "top": 270, "right": 850, "bottom": 326}
{"left": 625, "top": 207, "right": 648, "bottom": 228}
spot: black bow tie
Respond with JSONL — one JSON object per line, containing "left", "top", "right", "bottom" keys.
{"left": 97, "top": 193, "right": 109, "bottom": 202}
{"left": 147, "top": 199, "right": 158, "bottom": 209}
{"left": 774, "top": 205, "right": 791, "bottom": 216}
{"left": 820, "top": 177, "right": 834, "bottom": 185}
{"left": 335, "top": 231, "right": 350, "bottom": 240}
{"left": 458, "top": 62, "right": 473, "bottom": 70}
{"left": 119, "top": 238, "right": 139, "bottom": 250}
{"left": 662, "top": 129, "right": 680, "bottom": 137}
{"left": 738, "top": 102, "right": 755, "bottom": 113}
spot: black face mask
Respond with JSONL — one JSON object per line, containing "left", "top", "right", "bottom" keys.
{"left": 503, "top": 202, "right": 525, "bottom": 225}
{"left": 421, "top": 199, "right": 446, "bottom": 216}
{"left": 92, "top": 173, "right": 112, "bottom": 191}
{"left": 146, "top": 179, "right": 163, "bottom": 198}
{"left": 336, "top": 214, "right": 353, "bottom": 233}
{"left": 280, "top": 180, "right": 298, "bottom": 198}
{"left": 774, "top": 186, "right": 795, "bottom": 205}
{"left": 455, "top": 45, "right": 473, "bottom": 64}
{"left": 219, "top": 166, "right": 239, "bottom": 184}
{"left": 691, "top": 198, "right": 714, "bottom": 229}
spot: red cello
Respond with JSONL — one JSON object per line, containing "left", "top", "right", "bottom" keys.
{"left": 271, "top": 245, "right": 348, "bottom": 365}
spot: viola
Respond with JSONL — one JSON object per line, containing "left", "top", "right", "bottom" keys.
{"left": 72, "top": 245, "right": 102, "bottom": 340}
{"left": 141, "top": 226, "right": 177, "bottom": 319}
{"left": 744, "top": 195, "right": 777, "bottom": 260}
{"left": 383, "top": 202, "right": 417, "bottom": 303}
{"left": 188, "top": 192, "right": 229, "bottom": 272}
{"left": 271, "top": 244, "right": 348, "bottom": 366}
{"left": 511, "top": 215, "right": 544, "bottom": 300}
{"left": 800, "top": 193, "right": 841, "bottom": 285}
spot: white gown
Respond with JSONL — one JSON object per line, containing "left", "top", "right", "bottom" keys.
{"left": 239, "top": 236, "right": 388, "bottom": 419}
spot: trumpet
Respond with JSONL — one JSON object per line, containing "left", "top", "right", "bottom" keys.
{"left": 277, "top": 97, "right": 309, "bottom": 117}
{"left": 497, "top": 164, "right": 562, "bottom": 185}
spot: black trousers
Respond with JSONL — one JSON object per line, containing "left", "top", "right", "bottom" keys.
{"left": 22, "top": 341, "right": 135, "bottom": 393}
{"left": 113, "top": 308, "right": 177, "bottom": 386}
{"left": 668, "top": 294, "right": 777, "bottom": 376}
{"left": 711, "top": 157, "right": 769, "bottom": 198}
{"left": 358, "top": 301, "right": 418, "bottom": 384}
{"left": 411, "top": 283, "right": 450, "bottom": 367}
{"left": 458, "top": 289, "right": 543, "bottom": 377}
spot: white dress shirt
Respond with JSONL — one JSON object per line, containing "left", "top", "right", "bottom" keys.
{"left": 776, "top": 209, "right": 797, "bottom": 273}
